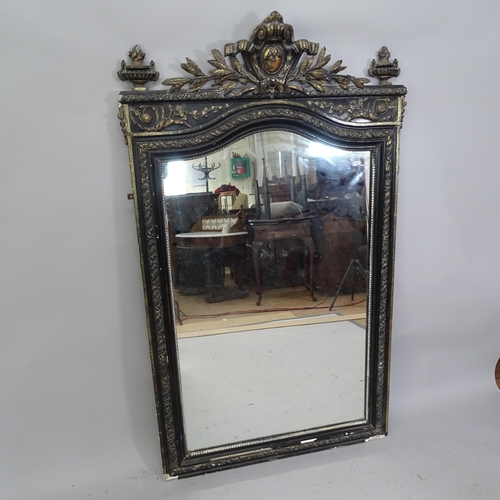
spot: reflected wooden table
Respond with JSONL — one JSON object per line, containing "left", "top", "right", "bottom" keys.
{"left": 175, "top": 231, "right": 249, "bottom": 303}
{"left": 248, "top": 218, "right": 316, "bottom": 306}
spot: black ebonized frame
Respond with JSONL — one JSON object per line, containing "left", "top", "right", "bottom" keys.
{"left": 117, "top": 12, "right": 406, "bottom": 479}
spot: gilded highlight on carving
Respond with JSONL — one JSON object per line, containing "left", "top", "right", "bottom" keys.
{"left": 118, "top": 45, "right": 159, "bottom": 91}
{"left": 307, "top": 97, "right": 398, "bottom": 123}
{"left": 162, "top": 11, "right": 370, "bottom": 95}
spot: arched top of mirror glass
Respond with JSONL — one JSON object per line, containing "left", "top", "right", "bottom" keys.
{"left": 117, "top": 11, "right": 406, "bottom": 479}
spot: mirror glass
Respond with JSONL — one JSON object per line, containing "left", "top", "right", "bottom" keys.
{"left": 160, "top": 130, "right": 372, "bottom": 452}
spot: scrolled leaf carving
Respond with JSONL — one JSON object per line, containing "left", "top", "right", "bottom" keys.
{"left": 307, "top": 97, "right": 398, "bottom": 123}
{"left": 162, "top": 12, "right": 370, "bottom": 96}
{"left": 129, "top": 103, "right": 225, "bottom": 131}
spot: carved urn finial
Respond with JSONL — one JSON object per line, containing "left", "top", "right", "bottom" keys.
{"left": 368, "top": 46, "right": 400, "bottom": 85}
{"left": 118, "top": 45, "right": 159, "bottom": 91}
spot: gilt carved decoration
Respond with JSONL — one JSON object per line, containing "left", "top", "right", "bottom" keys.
{"left": 129, "top": 103, "right": 228, "bottom": 132}
{"left": 118, "top": 11, "right": 401, "bottom": 98}
{"left": 369, "top": 46, "right": 400, "bottom": 86}
{"left": 162, "top": 11, "right": 370, "bottom": 95}
{"left": 124, "top": 95, "right": 403, "bottom": 135}
{"left": 118, "top": 45, "right": 159, "bottom": 91}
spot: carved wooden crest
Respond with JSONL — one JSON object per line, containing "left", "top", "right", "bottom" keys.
{"left": 118, "top": 12, "right": 401, "bottom": 96}
{"left": 163, "top": 11, "right": 369, "bottom": 95}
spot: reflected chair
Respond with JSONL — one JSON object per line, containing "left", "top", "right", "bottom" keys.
{"left": 249, "top": 177, "right": 315, "bottom": 305}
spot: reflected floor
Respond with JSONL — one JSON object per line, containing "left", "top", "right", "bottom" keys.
{"left": 174, "top": 279, "right": 367, "bottom": 339}
{"left": 178, "top": 316, "right": 367, "bottom": 451}
{"left": 174, "top": 277, "right": 368, "bottom": 451}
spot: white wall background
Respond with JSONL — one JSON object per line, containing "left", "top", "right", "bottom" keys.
{"left": 1, "top": 1, "right": 499, "bottom": 498}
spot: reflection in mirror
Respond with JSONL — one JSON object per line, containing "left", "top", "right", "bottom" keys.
{"left": 161, "top": 131, "right": 372, "bottom": 451}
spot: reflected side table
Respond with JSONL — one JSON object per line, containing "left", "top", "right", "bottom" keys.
{"left": 175, "top": 231, "right": 249, "bottom": 303}
{"left": 248, "top": 218, "right": 316, "bottom": 306}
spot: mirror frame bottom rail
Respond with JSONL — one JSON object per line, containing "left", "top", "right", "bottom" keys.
{"left": 178, "top": 432, "right": 375, "bottom": 479}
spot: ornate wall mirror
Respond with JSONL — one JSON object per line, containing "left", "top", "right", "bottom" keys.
{"left": 117, "top": 11, "right": 406, "bottom": 478}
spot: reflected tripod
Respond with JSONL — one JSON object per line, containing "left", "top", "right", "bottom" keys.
{"left": 329, "top": 203, "right": 368, "bottom": 311}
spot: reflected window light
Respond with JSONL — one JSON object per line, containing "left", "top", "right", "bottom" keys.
{"left": 306, "top": 142, "right": 347, "bottom": 159}
{"left": 163, "top": 161, "right": 187, "bottom": 195}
